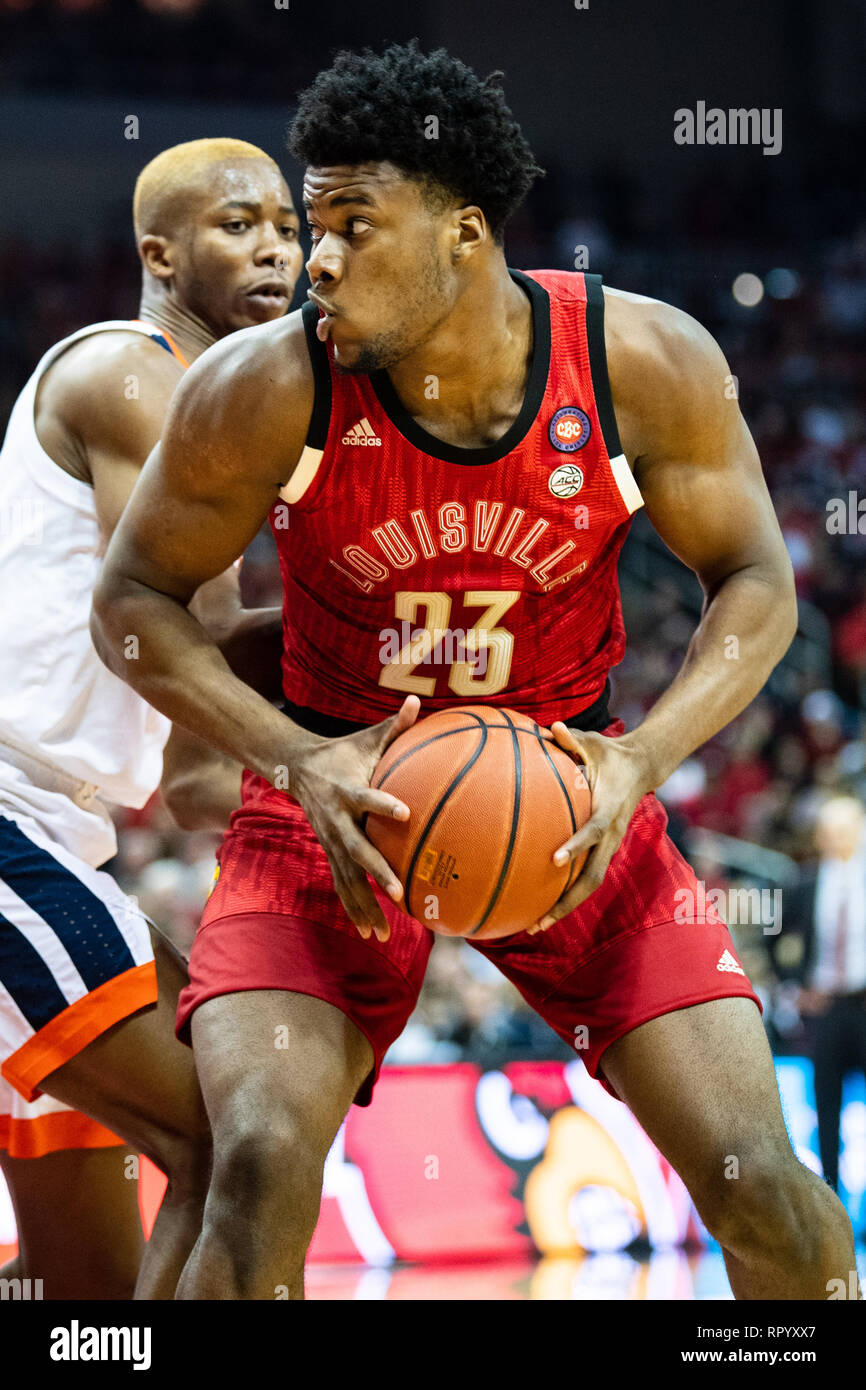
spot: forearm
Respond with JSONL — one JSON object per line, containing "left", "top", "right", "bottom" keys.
{"left": 91, "top": 579, "right": 321, "bottom": 785}
{"left": 162, "top": 758, "right": 243, "bottom": 831}
{"left": 218, "top": 606, "right": 284, "bottom": 704}
{"left": 618, "top": 561, "right": 797, "bottom": 789}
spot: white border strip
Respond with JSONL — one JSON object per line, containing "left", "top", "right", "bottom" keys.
{"left": 609, "top": 452, "right": 644, "bottom": 515}
{"left": 280, "top": 445, "right": 324, "bottom": 506}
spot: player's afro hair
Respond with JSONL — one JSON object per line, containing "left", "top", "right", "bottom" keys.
{"left": 288, "top": 41, "right": 544, "bottom": 244}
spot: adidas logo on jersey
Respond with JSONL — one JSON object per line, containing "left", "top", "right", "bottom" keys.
{"left": 342, "top": 417, "right": 381, "bottom": 447}
{"left": 716, "top": 949, "right": 745, "bottom": 976}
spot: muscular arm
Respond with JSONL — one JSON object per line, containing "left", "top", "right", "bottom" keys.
{"left": 160, "top": 596, "right": 283, "bottom": 830}
{"left": 607, "top": 290, "right": 797, "bottom": 787}
{"left": 90, "top": 317, "right": 320, "bottom": 781}
{"left": 41, "top": 329, "right": 282, "bottom": 830}
{"left": 35, "top": 329, "right": 185, "bottom": 534}
{"left": 541, "top": 292, "right": 797, "bottom": 923}
{"left": 91, "top": 314, "right": 415, "bottom": 938}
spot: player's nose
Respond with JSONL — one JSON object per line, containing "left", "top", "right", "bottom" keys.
{"left": 253, "top": 224, "right": 291, "bottom": 267}
{"left": 306, "top": 233, "right": 343, "bottom": 287}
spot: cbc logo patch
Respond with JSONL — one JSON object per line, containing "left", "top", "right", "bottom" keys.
{"left": 549, "top": 406, "right": 591, "bottom": 453}
{"left": 548, "top": 464, "right": 584, "bottom": 498}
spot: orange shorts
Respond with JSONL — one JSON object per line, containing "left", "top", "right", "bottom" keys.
{"left": 0, "top": 811, "right": 157, "bottom": 1106}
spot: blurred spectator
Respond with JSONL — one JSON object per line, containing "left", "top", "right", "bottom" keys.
{"left": 767, "top": 797, "right": 866, "bottom": 1190}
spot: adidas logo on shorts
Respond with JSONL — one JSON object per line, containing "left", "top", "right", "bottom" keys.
{"left": 716, "top": 949, "right": 745, "bottom": 976}
{"left": 342, "top": 417, "right": 381, "bottom": 446}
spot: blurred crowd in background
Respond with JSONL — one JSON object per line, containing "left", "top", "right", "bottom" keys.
{"left": 1, "top": 123, "right": 865, "bottom": 1071}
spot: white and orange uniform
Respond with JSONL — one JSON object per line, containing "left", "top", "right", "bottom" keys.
{"left": 0, "top": 320, "right": 183, "bottom": 1156}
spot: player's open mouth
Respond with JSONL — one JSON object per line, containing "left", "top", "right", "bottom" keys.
{"left": 307, "top": 289, "right": 339, "bottom": 340}
{"left": 246, "top": 284, "right": 289, "bottom": 310}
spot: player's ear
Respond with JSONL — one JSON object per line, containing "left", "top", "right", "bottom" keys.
{"left": 450, "top": 206, "right": 487, "bottom": 263}
{"left": 139, "top": 234, "right": 175, "bottom": 282}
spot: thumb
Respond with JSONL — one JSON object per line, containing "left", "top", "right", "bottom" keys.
{"left": 367, "top": 695, "right": 421, "bottom": 755}
{"left": 551, "top": 721, "right": 594, "bottom": 764}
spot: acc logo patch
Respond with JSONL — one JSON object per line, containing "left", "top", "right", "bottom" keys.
{"left": 548, "top": 463, "right": 584, "bottom": 498}
{"left": 549, "top": 406, "right": 591, "bottom": 452}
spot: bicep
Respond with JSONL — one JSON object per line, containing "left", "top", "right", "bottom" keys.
{"left": 104, "top": 429, "right": 281, "bottom": 604}
{"left": 74, "top": 349, "right": 182, "bottom": 541}
{"left": 637, "top": 418, "right": 786, "bottom": 589}
{"left": 99, "top": 324, "right": 311, "bottom": 602}
{"left": 631, "top": 328, "right": 789, "bottom": 591}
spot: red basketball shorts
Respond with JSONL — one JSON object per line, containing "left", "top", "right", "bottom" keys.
{"left": 177, "top": 721, "right": 761, "bottom": 1103}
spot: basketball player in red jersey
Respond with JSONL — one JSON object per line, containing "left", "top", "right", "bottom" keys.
{"left": 93, "top": 45, "right": 856, "bottom": 1298}
{"left": 0, "top": 138, "right": 300, "bottom": 1298}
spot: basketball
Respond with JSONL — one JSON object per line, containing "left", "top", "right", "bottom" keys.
{"left": 367, "top": 706, "right": 592, "bottom": 939}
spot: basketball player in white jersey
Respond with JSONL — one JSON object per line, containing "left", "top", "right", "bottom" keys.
{"left": 0, "top": 137, "right": 301, "bottom": 1297}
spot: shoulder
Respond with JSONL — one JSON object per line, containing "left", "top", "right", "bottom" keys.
{"left": 603, "top": 286, "right": 731, "bottom": 397}
{"left": 601, "top": 286, "right": 738, "bottom": 462}
{"left": 41, "top": 328, "right": 184, "bottom": 421}
{"left": 164, "top": 310, "right": 314, "bottom": 486}
{"left": 34, "top": 328, "right": 187, "bottom": 481}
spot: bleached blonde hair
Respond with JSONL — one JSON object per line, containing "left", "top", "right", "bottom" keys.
{"left": 133, "top": 138, "right": 276, "bottom": 241}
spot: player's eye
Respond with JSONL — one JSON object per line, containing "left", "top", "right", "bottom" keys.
{"left": 347, "top": 218, "right": 372, "bottom": 237}
{"left": 280, "top": 225, "right": 299, "bottom": 241}
{"left": 223, "top": 220, "right": 250, "bottom": 233}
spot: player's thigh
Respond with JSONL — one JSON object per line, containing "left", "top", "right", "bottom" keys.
{"left": 39, "top": 926, "right": 208, "bottom": 1159}
{"left": 0, "top": 1145, "right": 143, "bottom": 1298}
{"left": 600, "top": 996, "right": 794, "bottom": 1196}
{"left": 191, "top": 989, "right": 373, "bottom": 1162}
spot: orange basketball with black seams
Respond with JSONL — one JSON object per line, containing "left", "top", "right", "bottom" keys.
{"left": 367, "top": 705, "right": 591, "bottom": 940}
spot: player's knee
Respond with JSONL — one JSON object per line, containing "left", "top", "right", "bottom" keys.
{"left": 201, "top": 1118, "right": 324, "bottom": 1280}
{"left": 213, "top": 1109, "right": 325, "bottom": 1231}
{"left": 692, "top": 1143, "right": 815, "bottom": 1256}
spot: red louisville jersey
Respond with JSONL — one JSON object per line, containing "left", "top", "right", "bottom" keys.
{"left": 272, "top": 270, "right": 644, "bottom": 728}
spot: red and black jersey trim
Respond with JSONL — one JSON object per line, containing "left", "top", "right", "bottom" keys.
{"left": 301, "top": 300, "right": 333, "bottom": 452}
{"left": 584, "top": 273, "right": 623, "bottom": 460}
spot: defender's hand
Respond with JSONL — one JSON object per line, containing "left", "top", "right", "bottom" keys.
{"left": 289, "top": 696, "right": 420, "bottom": 942}
{"left": 528, "top": 724, "right": 654, "bottom": 935}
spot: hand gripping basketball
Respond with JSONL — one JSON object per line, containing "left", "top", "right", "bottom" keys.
{"left": 290, "top": 695, "right": 421, "bottom": 942}
{"left": 366, "top": 706, "right": 593, "bottom": 940}
{"left": 526, "top": 722, "right": 656, "bottom": 934}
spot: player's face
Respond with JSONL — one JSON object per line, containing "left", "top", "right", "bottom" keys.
{"left": 171, "top": 160, "right": 304, "bottom": 333}
{"left": 303, "top": 163, "right": 457, "bottom": 373}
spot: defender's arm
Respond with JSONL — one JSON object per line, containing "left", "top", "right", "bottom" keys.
{"left": 49, "top": 331, "right": 280, "bottom": 829}
{"left": 91, "top": 324, "right": 314, "bottom": 777}
{"left": 91, "top": 319, "right": 414, "bottom": 939}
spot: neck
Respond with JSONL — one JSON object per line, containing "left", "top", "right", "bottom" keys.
{"left": 386, "top": 258, "right": 531, "bottom": 428}
{"left": 137, "top": 281, "right": 217, "bottom": 364}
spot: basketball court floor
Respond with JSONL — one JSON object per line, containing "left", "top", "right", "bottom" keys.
{"left": 3, "top": 1241, "right": 862, "bottom": 1300}
{"left": 307, "top": 1244, "right": 866, "bottom": 1299}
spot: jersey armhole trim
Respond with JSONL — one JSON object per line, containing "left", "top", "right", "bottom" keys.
{"left": 584, "top": 274, "right": 644, "bottom": 516}
{"left": 301, "top": 301, "right": 332, "bottom": 451}
{"left": 279, "top": 304, "right": 332, "bottom": 506}
{"left": 584, "top": 274, "right": 622, "bottom": 459}
{"left": 128, "top": 319, "right": 190, "bottom": 368}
